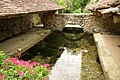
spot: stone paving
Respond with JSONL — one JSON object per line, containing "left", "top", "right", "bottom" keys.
{"left": 102, "top": 35, "right": 120, "bottom": 66}
{"left": 94, "top": 33, "right": 120, "bottom": 80}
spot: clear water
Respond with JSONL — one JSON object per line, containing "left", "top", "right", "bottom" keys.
{"left": 21, "top": 31, "right": 105, "bottom": 80}
{"left": 49, "top": 47, "right": 82, "bottom": 80}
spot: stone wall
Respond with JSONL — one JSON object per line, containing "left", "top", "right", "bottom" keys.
{"left": 1, "top": 12, "right": 119, "bottom": 42}
{"left": 83, "top": 14, "right": 120, "bottom": 34}
{"left": 0, "top": 15, "right": 33, "bottom": 42}
{"left": 54, "top": 14, "right": 120, "bottom": 34}
{"left": 43, "top": 11, "right": 56, "bottom": 30}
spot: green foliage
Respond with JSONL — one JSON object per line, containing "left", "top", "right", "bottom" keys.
{"left": 58, "top": 0, "right": 67, "bottom": 8}
{"left": 70, "top": 0, "right": 90, "bottom": 13}
{"left": 72, "top": 9, "right": 81, "bottom": 13}
{"left": 0, "top": 52, "right": 50, "bottom": 80}
{"left": 58, "top": 0, "right": 90, "bottom": 13}
{"left": 58, "top": 0, "right": 71, "bottom": 13}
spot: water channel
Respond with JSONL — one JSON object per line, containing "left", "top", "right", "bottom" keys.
{"left": 20, "top": 28, "right": 105, "bottom": 80}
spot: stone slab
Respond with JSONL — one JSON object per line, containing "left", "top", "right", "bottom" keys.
{"left": 94, "top": 33, "right": 120, "bottom": 80}
{"left": 102, "top": 35, "right": 120, "bottom": 66}
{"left": 0, "top": 28, "right": 52, "bottom": 56}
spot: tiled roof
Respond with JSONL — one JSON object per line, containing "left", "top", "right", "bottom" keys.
{"left": 87, "top": 0, "right": 120, "bottom": 14}
{"left": 0, "top": 0, "right": 63, "bottom": 18}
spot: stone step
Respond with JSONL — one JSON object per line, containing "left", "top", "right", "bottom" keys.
{"left": 0, "top": 28, "right": 52, "bottom": 56}
{"left": 49, "top": 47, "right": 82, "bottom": 80}
{"left": 94, "top": 33, "right": 120, "bottom": 80}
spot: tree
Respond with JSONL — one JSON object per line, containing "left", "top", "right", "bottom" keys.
{"left": 70, "top": 0, "right": 90, "bottom": 13}
{"left": 57, "top": 0, "right": 90, "bottom": 13}
{"left": 58, "top": 0, "right": 72, "bottom": 13}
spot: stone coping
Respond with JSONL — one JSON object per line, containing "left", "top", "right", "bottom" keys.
{"left": 94, "top": 33, "right": 120, "bottom": 80}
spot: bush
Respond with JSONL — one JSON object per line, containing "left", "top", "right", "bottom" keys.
{"left": 0, "top": 51, "right": 50, "bottom": 80}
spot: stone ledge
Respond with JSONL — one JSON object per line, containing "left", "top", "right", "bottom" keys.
{"left": 0, "top": 28, "right": 52, "bottom": 56}
{"left": 94, "top": 33, "right": 120, "bottom": 80}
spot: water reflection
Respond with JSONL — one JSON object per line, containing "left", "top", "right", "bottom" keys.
{"left": 49, "top": 29, "right": 83, "bottom": 79}
{"left": 65, "top": 47, "right": 81, "bottom": 55}
{"left": 63, "top": 27, "right": 84, "bottom": 41}
{"left": 49, "top": 47, "right": 82, "bottom": 80}
{"left": 20, "top": 30, "right": 104, "bottom": 80}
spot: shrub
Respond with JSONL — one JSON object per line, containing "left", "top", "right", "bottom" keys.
{"left": 0, "top": 51, "right": 50, "bottom": 80}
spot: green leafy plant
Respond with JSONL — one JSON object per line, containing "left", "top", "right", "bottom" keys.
{"left": 70, "top": 0, "right": 90, "bottom": 13}
{"left": 0, "top": 51, "right": 50, "bottom": 80}
{"left": 57, "top": 0, "right": 90, "bottom": 13}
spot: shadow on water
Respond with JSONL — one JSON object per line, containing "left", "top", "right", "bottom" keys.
{"left": 20, "top": 32, "right": 66, "bottom": 65}
{"left": 20, "top": 28, "right": 105, "bottom": 80}
{"left": 20, "top": 28, "right": 84, "bottom": 64}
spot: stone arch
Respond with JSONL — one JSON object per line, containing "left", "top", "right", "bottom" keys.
{"left": 54, "top": 14, "right": 86, "bottom": 31}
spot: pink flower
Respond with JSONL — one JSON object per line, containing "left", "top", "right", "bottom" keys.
{"left": 12, "top": 57, "right": 18, "bottom": 61}
{"left": 18, "top": 53, "right": 22, "bottom": 57}
{"left": 0, "top": 74, "right": 5, "bottom": 80}
{"left": 42, "top": 78, "right": 48, "bottom": 80}
{"left": 30, "top": 70, "right": 34, "bottom": 74}
{"left": 16, "top": 70, "right": 19, "bottom": 73}
{"left": 26, "top": 62, "right": 33, "bottom": 68}
{"left": 43, "top": 64, "right": 50, "bottom": 67}
{"left": 12, "top": 57, "right": 19, "bottom": 65}
{"left": 20, "top": 72, "right": 25, "bottom": 78}
{"left": 6, "top": 66, "right": 10, "bottom": 70}
{"left": 31, "top": 62, "right": 39, "bottom": 66}
{"left": 19, "top": 60, "right": 26, "bottom": 65}
{"left": 19, "top": 60, "right": 33, "bottom": 68}
{"left": 4, "top": 59, "right": 10, "bottom": 63}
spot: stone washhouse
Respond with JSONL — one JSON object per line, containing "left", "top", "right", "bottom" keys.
{"left": 0, "top": 0, "right": 63, "bottom": 56}
{"left": 0, "top": 0, "right": 120, "bottom": 80}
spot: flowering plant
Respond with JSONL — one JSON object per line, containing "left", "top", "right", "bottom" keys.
{"left": 0, "top": 51, "right": 50, "bottom": 80}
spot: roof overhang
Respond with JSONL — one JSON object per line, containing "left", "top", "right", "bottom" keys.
{"left": 0, "top": 0, "right": 63, "bottom": 19}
